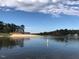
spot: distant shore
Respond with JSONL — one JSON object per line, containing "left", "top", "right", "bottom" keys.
{"left": 0, "top": 33, "right": 39, "bottom": 38}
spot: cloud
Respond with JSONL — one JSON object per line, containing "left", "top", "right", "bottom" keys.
{"left": 0, "top": 0, "right": 79, "bottom": 16}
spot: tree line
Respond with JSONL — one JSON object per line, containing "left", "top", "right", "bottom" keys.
{"left": 38, "top": 29, "right": 79, "bottom": 36}
{"left": 0, "top": 21, "right": 25, "bottom": 33}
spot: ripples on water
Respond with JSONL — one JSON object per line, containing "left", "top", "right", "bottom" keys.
{"left": 0, "top": 36, "right": 79, "bottom": 59}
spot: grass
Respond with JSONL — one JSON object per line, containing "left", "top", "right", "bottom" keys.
{"left": 0, "top": 33, "right": 10, "bottom": 37}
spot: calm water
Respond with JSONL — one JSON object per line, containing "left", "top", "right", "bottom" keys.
{"left": 0, "top": 36, "right": 79, "bottom": 59}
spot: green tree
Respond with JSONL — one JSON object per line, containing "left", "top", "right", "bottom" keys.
{"left": 0, "top": 21, "right": 4, "bottom": 32}
{"left": 20, "top": 25, "right": 25, "bottom": 33}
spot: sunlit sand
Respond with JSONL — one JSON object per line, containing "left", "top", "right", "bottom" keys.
{"left": 10, "top": 33, "right": 39, "bottom": 38}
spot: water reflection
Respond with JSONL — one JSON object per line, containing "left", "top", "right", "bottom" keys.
{"left": 0, "top": 37, "right": 30, "bottom": 49}
{"left": 43, "top": 36, "right": 66, "bottom": 42}
{"left": 41, "top": 35, "right": 79, "bottom": 49}
{"left": 0, "top": 36, "right": 79, "bottom": 59}
{"left": 47, "top": 35, "right": 79, "bottom": 42}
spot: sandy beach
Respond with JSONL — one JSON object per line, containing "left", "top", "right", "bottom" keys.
{"left": 10, "top": 33, "right": 39, "bottom": 38}
{"left": 0, "top": 33, "right": 39, "bottom": 38}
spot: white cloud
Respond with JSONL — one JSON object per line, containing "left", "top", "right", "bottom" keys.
{"left": 52, "top": 0, "right": 59, "bottom": 3}
{"left": 0, "top": 0, "right": 79, "bottom": 16}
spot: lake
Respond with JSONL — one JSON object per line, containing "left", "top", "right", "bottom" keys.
{"left": 0, "top": 36, "right": 79, "bottom": 59}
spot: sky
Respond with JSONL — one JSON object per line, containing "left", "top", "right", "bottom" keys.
{"left": 0, "top": 0, "right": 79, "bottom": 33}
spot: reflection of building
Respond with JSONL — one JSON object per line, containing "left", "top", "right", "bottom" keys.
{"left": 46, "top": 39, "right": 49, "bottom": 47}
{"left": 67, "top": 34, "right": 79, "bottom": 39}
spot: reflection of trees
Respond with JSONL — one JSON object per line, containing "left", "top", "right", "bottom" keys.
{"left": 47, "top": 36, "right": 69, "bottom": 43}
{"left": 55, "top": 37, "right": 69, "bottom": 43}
{"left": 48, "top": 36, "right": 79, "bottom": 43}
{"left": 54, "top": 38, "right": 65, "bottom": 42}
{"left": 0, "top": 37, "right": 26, "bottom": 50}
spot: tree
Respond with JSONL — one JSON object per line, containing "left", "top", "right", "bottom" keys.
{"left": 20, "top": 25, "right": 25, "bottom": 33}
{"left": 0, "top": 21, "right": 25, "bottom": 33}
{"left": 0, "top": 21, "right": 4, "bottom": 32}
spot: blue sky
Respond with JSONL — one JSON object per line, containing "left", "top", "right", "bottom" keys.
{"left": 0, "top": 0, "right": 79, "bottom": 33}
{"left": 0, "top": 10, "right": 79, "bottom": 33}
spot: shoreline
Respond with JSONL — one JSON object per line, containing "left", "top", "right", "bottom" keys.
{"left": 10, "top": 34, "right": 39, "bottom": 38}
{"left": 0, "top": 33, "right": 39, "bottom": 38}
